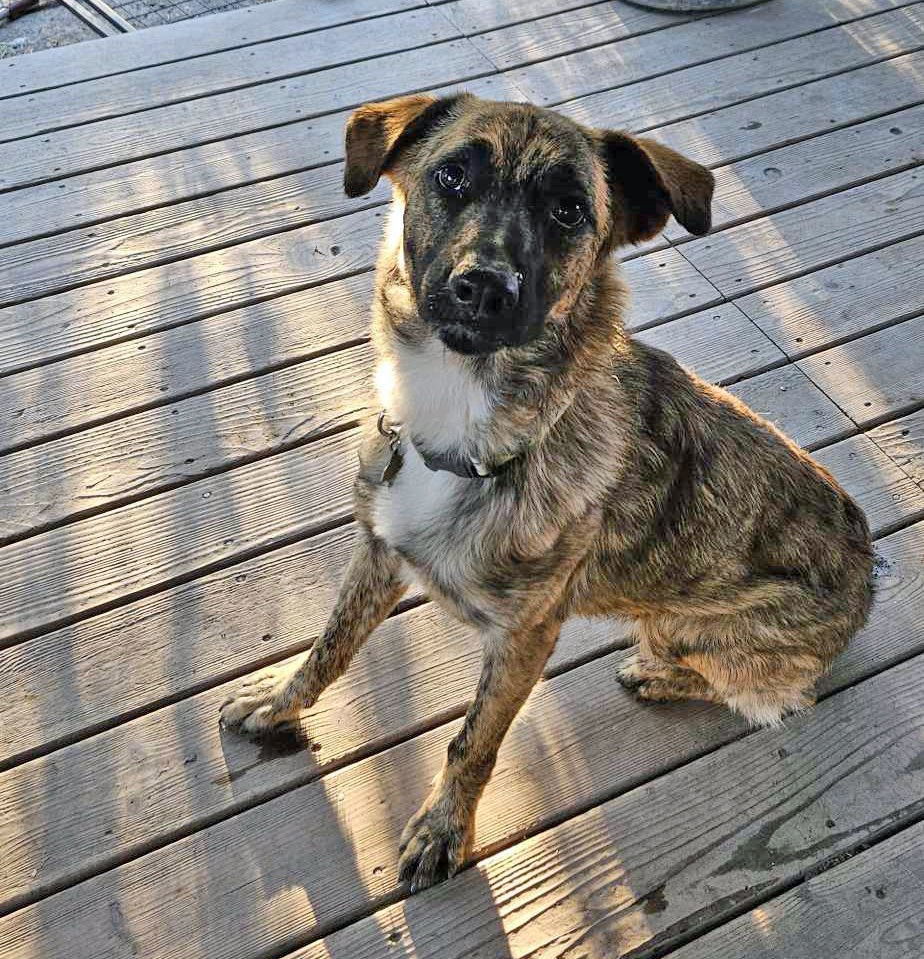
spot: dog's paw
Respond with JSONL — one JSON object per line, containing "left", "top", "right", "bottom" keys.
{"left": 398, "top": 795, "right": 472, "bottom": 893}
{"left": 615, "top": 652, "right": 654, "bottom": 692}
{"left": 219, "top": 667, "right": 300, "bottom": 737}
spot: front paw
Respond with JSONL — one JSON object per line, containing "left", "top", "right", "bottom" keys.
{"left": 219, "top": 666, "right": 300, "bottom": 737}
{"left": 398, "top": 793, "right": 473, "bottom": 892}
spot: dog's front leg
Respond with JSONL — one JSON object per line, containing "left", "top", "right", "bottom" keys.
{"left": 398, "top": 612, "right": 562, "bottom": 891}
{"left": 220, "top": 531, "right": 407, "bottom": 736}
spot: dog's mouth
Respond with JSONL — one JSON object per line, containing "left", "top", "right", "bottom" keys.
{"left": 437, "top": 323, "right": 508, "bottom": 355}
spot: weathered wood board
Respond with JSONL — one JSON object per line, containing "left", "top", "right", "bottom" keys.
{"left": 664, "top": 819, "right": 924, "bottom": 959}
{"left": 1, "top": 526, "right": 919, "bottom": 953}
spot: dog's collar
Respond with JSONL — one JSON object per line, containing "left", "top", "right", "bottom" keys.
{"left": 377, "top": 411, "right": 507, "bottom": 481}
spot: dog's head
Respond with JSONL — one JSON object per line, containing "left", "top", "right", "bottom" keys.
{"left": 344, "top": 93, "right": 713, "bottom": 355}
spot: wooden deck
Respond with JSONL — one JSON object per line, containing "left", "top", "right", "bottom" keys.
{"left": 1, "top": 0, "right": 923, "bottom": 955}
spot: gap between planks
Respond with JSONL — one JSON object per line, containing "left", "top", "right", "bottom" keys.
{"left": 0, "top": 517, "right": 920, "bottom": 947}
{"left": 1, "top": 0, "right": 917, "bottom": 197}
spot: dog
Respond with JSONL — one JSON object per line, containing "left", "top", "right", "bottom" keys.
{"left": 220, "top": 92, "right": 875, "bottom": 892}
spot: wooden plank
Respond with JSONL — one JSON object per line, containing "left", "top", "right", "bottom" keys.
{"left": 651, "top": 50, "right": 924, "bottom": 168}
{"left": 557, "top": 5, "right": 924, "bottom": 133}
{"left": 0, "top": 204, "right": 710, "bottom": 376}
{"left": 0, "top": 204, "right": 385, "bottom": 373}
{"left": 6, "top": 49, "right": 919, "bottom": 257}
{"left": 465, "top": 1, "right": 683, "bottom": 72}
{"left": 726, "top": 365, "right": 855, "bottom": 451}
{"left": 290, "top": 648, "right": 924, "bottom": 959}
{"left": 665, "top": 103, "right": 924, "bottom": 239}
{"left": 0, "top": 332, "right": 374, "bottom": 532}
{"left": 810, "top": 433, "right": 924, "bottom": 536}
{"left": 1, "top": 520, "right": 920, "bottom": 954}
{"left": 439, "top": 0, "right": 656, "bottom": 35}
{"left": 0, "top": 163, "right": 390, "bottom": 308}
{"left": 736, "top": 234, "right": 924, "bottom": 358}
{"left": 2, "top": 1, "right": 916, "bottom": 197}
{"left": 868, "top": 407, "right": 924, "bottom": 487}
{"left": 664, "top": 819, "right": 924, "bottom": 959}
{"left": 505, "top": 0, "right": 910, "bottom": 107}
{"left": 0, "top": 245, "right": 714, "bottom": 454}
{"left": 56, "top": 0, "right": 121, "bottom": 37}
{"left": 681, "top": 166, "right": 924, "bottom": 297}
{"left": 0, "top": 427, "right": 361, "bottom": 644}
{"left": 0, "top": 271, "right": 375, "bottom": 450}
{"left": 1, "top": 417, "right": 918, "bottom": 782}
{"left": 0, "top": 0, "right": 425, "bottom": 98}
{"left": 798, "top": 315, "right": 924, "bottom": 427}
{"left": 634, "top": 302, "right": 785, "bottom": 385}
{"left": 0, "top": 8, "right": 461, "bottom": 144}
{"left": 0, "top": 38, "right": 496, "bottom": 192}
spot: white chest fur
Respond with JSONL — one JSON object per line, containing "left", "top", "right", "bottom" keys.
{"left": 371, "top": 338, "right": 491, "bottom": 567}
{"left": 375, "top": 338, "right": 491, "bottom": 454}
{"left": 371, "top": 440, "right": 465, "bottom": 550}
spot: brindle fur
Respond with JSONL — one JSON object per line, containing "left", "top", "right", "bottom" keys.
{"left": 220, "top": 93, "right": 874, "bottom": 892}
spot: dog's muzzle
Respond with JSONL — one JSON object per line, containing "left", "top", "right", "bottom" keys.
{"left": 448, "top": 266, "right": 521, "bottom": 327}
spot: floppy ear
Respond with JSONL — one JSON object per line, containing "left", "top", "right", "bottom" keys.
{"left": 601, "top": 131, "right": 714, "bottom": 243}
{"left": 343, "top": 93, "right": 469, "bottom": 197}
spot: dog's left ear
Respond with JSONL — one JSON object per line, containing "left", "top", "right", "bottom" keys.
{"left": 600, "top": 131, "right": 714, "bottom": 244}
{"left": 344, "top": 93, "right": 469, "bottom": 198}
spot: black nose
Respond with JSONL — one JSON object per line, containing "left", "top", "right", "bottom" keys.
{"left": 450, "top": 268, "right": 520, "bottom": 323}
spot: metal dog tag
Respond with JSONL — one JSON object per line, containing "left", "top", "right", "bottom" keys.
{"left": 377, "top": 411, "right": 404, "bottom": 486}
{"left": 381, "top": 442, "right": 404, "bottom": 485}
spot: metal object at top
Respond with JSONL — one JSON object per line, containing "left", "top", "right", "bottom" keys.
{"left": 624, "top": 0, "right": 770, "bottom": 10}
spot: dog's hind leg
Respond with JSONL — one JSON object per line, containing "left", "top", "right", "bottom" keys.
{"left": 623, "top": 613, "right": 828, "bottom": 726}
{"left": 617, "top": 652, "right": 719, "bottom": 705}
{"left": 398, "top": 613, "right": 562, "bottom": 892}
{"left": 219, "top": 531, "right": 407, "bottom": 736}
{"left": 681, "top": 648, "right": 820, "bottom": 727}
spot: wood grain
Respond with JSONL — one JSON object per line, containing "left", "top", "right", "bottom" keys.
{"left": 649, "top": 51, "right": 924, "bottom": 169}
{"left": 0, "top": 204, "right": 385, "bottom": 371}
{"left": 0, "top": 72, "right": 522, "bottom": 250}
{"left": 736, "top": 233, "right": 924, "bottom": 358}
{"left": 466, "top": 1, "right": 681, "bottom": 71}
{"left": 505, "top": 0, "right": 911, "bottom": 106}
{"left": 665, "top": 103, "right": 924, "bottom": 239}
{"left": 288, "top": 644, "right": 924, "bottom": 959}
{"left": 664, "top": 819, "right": 924, "bottom": 959}
{"left": 0, "top": 428, "right": 361, "bottom": 644}
{"left": 634, "top": 302, "right": 785, "bottom": 385}
{"left": 0, "top": 38, "right": 496, "bottom": 192}
{"left": 556, "top": 4, "right": 924, "bottom": 133}
{"left": 683, "top": 166, "right": 924, "bottom": 296}
{"left": 0, "top": 0, "right": 425, "bottom": 97}
{"left": 798, "top": 315, "right": 924, "bottom": 427}
{"left": 440, "top": 0, "right": 658, "bottom": 35}
{"left": 867, "top": 407, "right": 924, "bottom": 487}
{"left": 725, "top": 364, "right": 855, "bottom": 451}
{"left": 0, "top": 8, "right": 460, "bottom": 144}
{"left": 1, "top": 520, "right": 919, "bottom": 951}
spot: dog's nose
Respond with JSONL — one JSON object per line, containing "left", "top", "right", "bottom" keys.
{"left": 450, "top": 268, "right": 520, "bottom": 323}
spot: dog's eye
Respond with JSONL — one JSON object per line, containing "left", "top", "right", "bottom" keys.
{"left": 435, "top": 163, "right": 468, "bottom": 195}
{"left": 551, "top": 199, "right": 586, "bottom": 229}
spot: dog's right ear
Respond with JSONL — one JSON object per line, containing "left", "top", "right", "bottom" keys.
{"left": 600, "top": 131, "right": 714, "bottom": 244}
{"left": 343, "top": 93, "right": 469, "bottom": 197}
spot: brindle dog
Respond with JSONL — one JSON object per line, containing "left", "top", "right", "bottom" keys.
{"left": 220, "top": 93, "right": 875, "bottom": 891}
